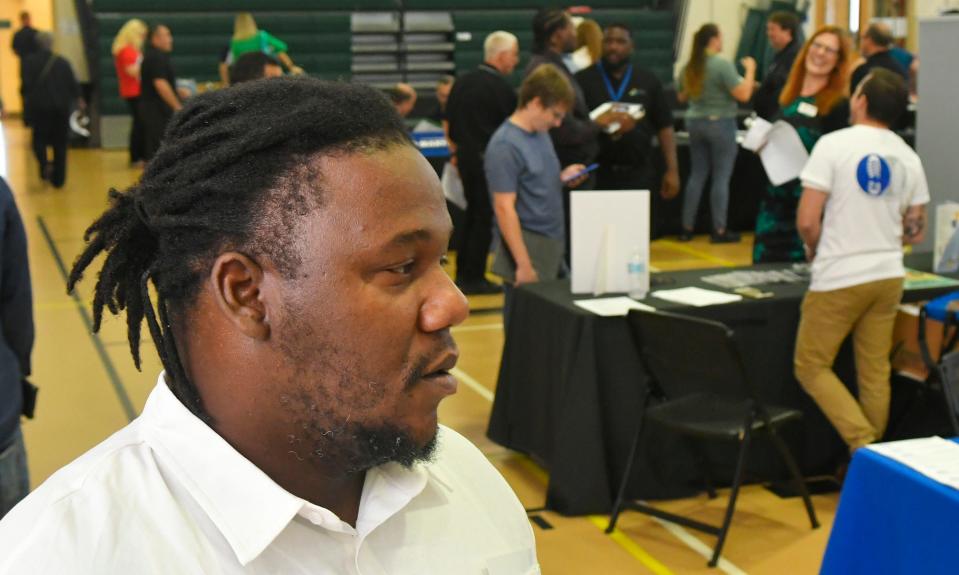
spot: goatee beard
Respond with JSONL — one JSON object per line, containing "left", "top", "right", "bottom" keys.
{"left": 603, "top": 57, "right": 630, "bottom": 73}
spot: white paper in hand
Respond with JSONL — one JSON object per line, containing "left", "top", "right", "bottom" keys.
{"left": 741, "top": 117, "right": 772, "bottom": 152}
{"left": 759, "top": 121, "right": 809, "bottom": 186}
{"left": 441, "top": 162, "right": 467, "bottom": 210}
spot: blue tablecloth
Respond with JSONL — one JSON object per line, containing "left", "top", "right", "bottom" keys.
{"left": 821, "top": 438, "right": 959, "bottom": 574}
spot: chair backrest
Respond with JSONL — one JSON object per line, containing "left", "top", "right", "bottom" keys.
{"left": 626, "top": 309, "right": 757, "bottom": 403}
{"left": 937, "top": 350, "right": 959, "bottom": 435}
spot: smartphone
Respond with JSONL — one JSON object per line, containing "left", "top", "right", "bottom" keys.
{"left": 562, "top": 163, "right": 600, "bottom": 183}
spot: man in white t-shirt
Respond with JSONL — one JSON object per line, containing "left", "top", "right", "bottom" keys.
{"left": 0, "top": 79, "right": 539, "bottom": 574}
{"left": 794, "top": 69, "right": 928, "bottom": 454}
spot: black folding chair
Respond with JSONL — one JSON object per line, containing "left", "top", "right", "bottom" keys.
{"left": 936, "top": 350, "right": 959, "bottom": 436}
{"left": 605, "top": 309, "right": 819, "bottom": 568}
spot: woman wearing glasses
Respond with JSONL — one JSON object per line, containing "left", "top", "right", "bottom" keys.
{"left": 753, "top": 26, "right": 853, "bottom": 263}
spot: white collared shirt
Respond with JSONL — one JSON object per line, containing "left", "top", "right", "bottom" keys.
{"left": 0, "top": 375, "right": 539, "bottom": 574}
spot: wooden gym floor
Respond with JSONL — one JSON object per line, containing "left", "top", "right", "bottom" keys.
{"left": 6, "top": 120, "right": 837, "bottom": 574}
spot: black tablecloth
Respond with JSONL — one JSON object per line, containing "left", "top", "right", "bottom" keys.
{"left": 487, "top": 258, "right": 958, "bottom": 515}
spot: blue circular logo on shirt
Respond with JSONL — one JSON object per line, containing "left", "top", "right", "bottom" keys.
{"left": 856, "top": 154, "right": 891, "bottom": 197}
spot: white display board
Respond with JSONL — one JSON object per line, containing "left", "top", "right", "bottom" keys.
{"left": 570, "top": 190, "right": 650, "bottom": 295}
{"left": 934, "top": 202, "right": 959, "bottom": 273}
{"left": 917, "top": 16, "right": 959, "bottom": 254}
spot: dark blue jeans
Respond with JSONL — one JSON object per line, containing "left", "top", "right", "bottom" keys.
{"left": 682, "top": 117, "right": 739, "bottom": 231}
{"left": 0, "top": 426, "right": 29, "bottom": 519}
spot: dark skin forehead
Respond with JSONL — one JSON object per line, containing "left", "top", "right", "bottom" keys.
{"left": 292, "top": 144, "right": 452, "bottom": 279}
{"left": 603, "top": 26, "right": 633, "bottom": 61}
{"left": 604, "top": 26, "right": 632, "bottom": 44}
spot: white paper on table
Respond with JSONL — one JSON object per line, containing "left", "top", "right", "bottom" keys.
{"left": 741, "top": 117, "right": 772, "bottom": 152}
{"left": 758, "top": 121, "right": 809, "bottom": 186}
{"left": 867, "top": 436, "right": 959, "bottom": 491}
{"left": 574, "top": 297, "right": 656, "bottom": 317}
{"left": 651, "top": 286, "right": 742, "bottom": 307}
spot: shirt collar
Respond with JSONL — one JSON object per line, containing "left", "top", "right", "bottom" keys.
{"left": 140, "top": 376, "right": 303, "bottom": 565}
{"left": 139, "top": 374, "right": 436, "bottom": 564}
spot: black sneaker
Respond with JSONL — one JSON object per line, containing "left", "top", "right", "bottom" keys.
{"left": 678, "top": 228, "right": 694, "bottom": 242}
{"left": 710, "top": 229, "right": 741, "bottom": 244}
{"left": 456, "top": 279, "right": 503, "bottom": 295}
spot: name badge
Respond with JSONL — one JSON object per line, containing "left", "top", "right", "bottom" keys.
{"left": 797, "top": 101, "right": 818, "bottom": 117}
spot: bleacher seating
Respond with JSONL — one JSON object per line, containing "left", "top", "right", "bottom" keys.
{"left": 91, "top": 1, "right": 675, "bottom": 116}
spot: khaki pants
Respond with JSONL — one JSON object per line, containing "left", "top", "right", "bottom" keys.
{"left": 794, "top": 277, "right": 904, "bottom": 451}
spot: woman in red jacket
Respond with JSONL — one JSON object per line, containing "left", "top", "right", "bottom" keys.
{"left": 112, "top": 19, "right": 147, "bottom": 167}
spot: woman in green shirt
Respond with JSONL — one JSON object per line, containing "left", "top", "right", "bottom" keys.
{"left": 677, "top": 24, "right": 756, "bottom": 243}
{"left": 752, "top": 26, "right": 852, "bottom": 263}
{"left": 231, "top": 13, "right": 303, "bottom": 76}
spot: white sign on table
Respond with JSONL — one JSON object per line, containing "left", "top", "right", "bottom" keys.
{"left": 570, "top": 190, "right": 650, "bottom": 296}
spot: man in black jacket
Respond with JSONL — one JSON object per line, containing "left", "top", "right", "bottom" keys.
{"left": 11, "top": 12, "right": 39, "bottom": 126}
{"left": 20, "top": 32, "right": 81, "bottom": 188}
{"left": 753, "top": 11, "right": 801, "bottom": 120}
{"left": 0, "top": 177, "right": 34, "bottom": 519}
{"left": 445, "top": 31, "right": 519, "bottom": 294}
{"left": 851, "top": 23, "right": 908, "bottom": 91}
{"left": 11, "top": 12, "right": 37, "bottom": 61}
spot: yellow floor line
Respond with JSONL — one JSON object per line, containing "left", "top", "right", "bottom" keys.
{"left": 655, "top": 239, "right": 738, "bottom": 268}
{"left": 514, "top": 456, "right": 675, "bottom": 575}
{"left": 588, "top": 516, "right": 676, "bottom": 575}
{"left": 647, "top": 514, "right": 748, "bottom": 575}
{"left": 516, "top": 455, "right": 550, "bottom": 484}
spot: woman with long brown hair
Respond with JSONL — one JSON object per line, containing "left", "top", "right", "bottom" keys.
{"left": 677, "top": 24, "right": 756, "bottom": 243}
{"left": 753, "top": 26, "right": 853, "bottom": 263}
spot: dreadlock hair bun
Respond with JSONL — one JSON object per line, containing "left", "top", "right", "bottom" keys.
{"left": 67, "top": 77, "right": 412, "bottom": 418}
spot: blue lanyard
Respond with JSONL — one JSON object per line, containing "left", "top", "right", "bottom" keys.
{"left": 598, "top": 62, "right": 633, "bottom": 102}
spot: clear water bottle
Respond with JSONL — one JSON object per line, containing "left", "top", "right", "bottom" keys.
{"left": 627, "top": 247, "right": 646, "bottom": 299}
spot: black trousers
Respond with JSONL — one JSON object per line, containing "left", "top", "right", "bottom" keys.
{"left": 455, "top": 156, "right": 494, "bottom": 283}
{"left": 31, "top": 109, "right": 70, "bottom": 188}
{"left": 139, "top": 101, "right": 172, "bottom": 161}
{"left": 125, "top": 97, "right": 144, "bottom": 163}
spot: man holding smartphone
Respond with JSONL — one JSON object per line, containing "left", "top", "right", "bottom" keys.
{"left": 485, "top": 64, "right": 588, "bottom": 323}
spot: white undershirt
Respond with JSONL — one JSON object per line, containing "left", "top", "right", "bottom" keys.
{"left": 0, "top": 374, "right": 539, "bottom": 574}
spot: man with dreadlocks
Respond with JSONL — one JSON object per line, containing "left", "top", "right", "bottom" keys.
{"left": 0, "top": 78, "right": 539, "bottom": 574}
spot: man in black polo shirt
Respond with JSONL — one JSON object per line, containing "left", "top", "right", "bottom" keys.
{"left": 446, "top": 32, "right": 519, "bottom": 295}
{"left": 576, "top": 24, "right": 678, "bottom": 234}
{"left": 753, "top": 11, "right": 801, "bottom": 120}
{"left": 140, "top": 24, "right": 182, "bottom": 161}
{"left": 851, "top": 23, "right": 907, "bottom": 91}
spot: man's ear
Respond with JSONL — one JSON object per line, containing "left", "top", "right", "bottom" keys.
{"left": 209, "top": 252, "right": 270, "bottom": 340}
